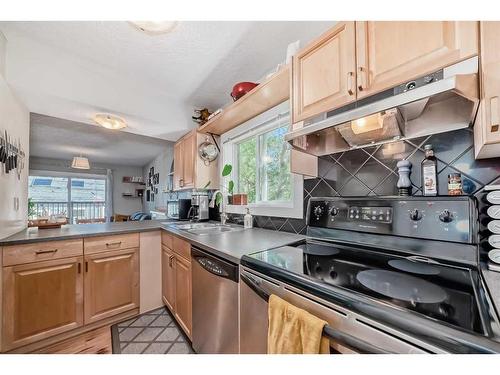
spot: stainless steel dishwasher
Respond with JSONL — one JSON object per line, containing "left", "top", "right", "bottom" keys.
{"left": 191, "top": 247, "right": 239, "bottom": 353}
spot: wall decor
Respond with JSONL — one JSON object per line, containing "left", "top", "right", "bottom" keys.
{"left": 146, "top": 190, "right": 151, "bottom": 202}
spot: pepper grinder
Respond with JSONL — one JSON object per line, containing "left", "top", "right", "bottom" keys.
{"left": 397, "top": 160, "right": 412, "bottom": 196}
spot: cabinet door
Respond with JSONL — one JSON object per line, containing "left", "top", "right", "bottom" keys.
{"left": 84, "top": 248, "right": 139, "bottom": 325}
{"left": 161, "top": 246, "right": 176, "bottom": 312}
{"left": 174, "top": 255, "right": 192, "bottom": 339}
{"left": 292, "top": 21, "right": 356, "bottom": 123}
{"left": 2, "top": 256, "right": 84, "bottom": 350}
{"left": 182, "top": 132, "right": 196, "bottom": 189}
{"left": 474, "top": 22, "right": 500, "bottom": 158}
{"left": 355, "top": 21, "right": 478, "bottom": 98}
{"left": 173, "top": 141, "right": 183, "bottom": 191}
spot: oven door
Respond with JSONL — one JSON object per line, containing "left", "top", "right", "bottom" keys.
{"left": 239, "top": 267, "right": 436, "bottom": 354}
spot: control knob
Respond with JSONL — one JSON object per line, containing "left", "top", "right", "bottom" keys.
{"left": 439, "top": 210, "right": 453, "bottom": 223}
{"left": 313, "top": 206, "right": 324, "bottom": 217}
{"left": 330, "top": 207, "right": 339, "bottom": 217}
{"left": 409, "top": 209, "right": 422, "bottom": 221}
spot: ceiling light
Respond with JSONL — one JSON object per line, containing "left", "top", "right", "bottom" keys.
{"left": 94, "top": 114, "right": 127, "bottom": 130}
{"left": 71, "top": 156, "right": 90, "bottom": 170}
{"left": 129, "top": 21, "right": 178, "bottom": 35}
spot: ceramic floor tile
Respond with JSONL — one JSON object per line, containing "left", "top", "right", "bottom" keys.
{"left": 121, "top": 342, "right": 149, "bottom": 354}
{"left": 129, "top": 315, "right": 157, "bottom": 327}
{"left": 134, "top": 327, "right": 164, "bottom": 342}
{"left": 143, "top": 342, "right": 173, "bottom": 354}
{"left": 119, "top": 327, "right": 143, "bottom": 342}
{"left": 117, "top": 317, "right": 137, "bottom": 328}
{"left": 150, "top": 315, "right": 172, "bottom": 327}
{"left": 155, "top": 327, "right": 180, "bottom": 342}
{"left": 167, "top": 342, "right": 191, "bottom": 354}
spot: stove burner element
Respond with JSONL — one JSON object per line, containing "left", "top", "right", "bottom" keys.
{"left": 388, "top": 259, "right": 441, "bottom": 276}
{"left": 357, "top": 270, "right": 447, "bottom": 304}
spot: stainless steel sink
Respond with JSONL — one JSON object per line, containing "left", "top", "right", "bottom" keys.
{"left": 167, "top": 222, "right": 244, "bottom": 236}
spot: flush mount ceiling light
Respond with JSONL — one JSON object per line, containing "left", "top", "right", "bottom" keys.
{"left": 71, "top": 156, "right": 90, "bottom": 170}
{"left": 93, "top": 114, "right": 127, "bottom": 130}
{"left": 129, "top": 21, "right": 178, "bottom": 35}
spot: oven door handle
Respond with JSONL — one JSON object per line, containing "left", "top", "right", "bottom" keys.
{"left": 240, "top": 273, "right": 392, "bottom": 354}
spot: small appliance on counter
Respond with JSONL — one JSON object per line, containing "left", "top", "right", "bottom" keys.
{"left": 191, "top": 191, "right": 209, "bottom": 221}
{"left": 166, "top": 199, "right": 192, "bottom": 220}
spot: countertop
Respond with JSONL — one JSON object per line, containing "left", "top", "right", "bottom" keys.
{"left": 0, "top": 220, "right": 306, "bottom": 264}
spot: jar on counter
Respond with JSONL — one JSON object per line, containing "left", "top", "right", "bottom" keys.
{"left": 448, "top": 173, "right": 463, "bottom": 195}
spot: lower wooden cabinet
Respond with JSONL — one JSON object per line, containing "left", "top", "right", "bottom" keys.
{"left": 2, "top": 256, "right": 84, "bottom": 351}
{"left": 84, "top": 248, "right": 139, "bottom": 324}
{"left": 161, "top": 245, "right": 176, "bottom": 311}
{"left": 174, "top": 255, "right": 192, "bottom": 338}
{"left": 161, "top": 236, "right": 192, "bottom": 339}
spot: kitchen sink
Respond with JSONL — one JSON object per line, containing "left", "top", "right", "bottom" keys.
{"left": 166, "top": 222, "right": 244, "bottom": 235}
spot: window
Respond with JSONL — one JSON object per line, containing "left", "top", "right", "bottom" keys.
{"left": 222, "top": 102, "right": 303, "bottom": 219}
{"left": 236, "top": 125, "right": 291, "bottom": 204}
{"left": 29, "top": 174, "right": 107, "bottom": 224}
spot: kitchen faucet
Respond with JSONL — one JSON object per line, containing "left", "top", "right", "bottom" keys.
{"left": 209, "top": 190, "right": 227, "bottom": 224}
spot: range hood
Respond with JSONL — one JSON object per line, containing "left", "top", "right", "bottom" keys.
{"left": 286, "top": 57, "right": 480, "bottom": 156}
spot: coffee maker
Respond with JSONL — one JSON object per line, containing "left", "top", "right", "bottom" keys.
{"left": 190, "top": 191, "right": 209, "bottom": 221}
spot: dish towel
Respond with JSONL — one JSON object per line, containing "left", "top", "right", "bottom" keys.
{"left": 267, "top": 294, "right": 330, "bottom": 354}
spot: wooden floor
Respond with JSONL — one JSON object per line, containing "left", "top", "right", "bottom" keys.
{"left": 32, "top": 326, "right": 113, "bottom": 354}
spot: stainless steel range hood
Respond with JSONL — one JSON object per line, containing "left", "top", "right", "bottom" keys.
{"left": 286, "top": 57, "right": 480, "bottom": 156}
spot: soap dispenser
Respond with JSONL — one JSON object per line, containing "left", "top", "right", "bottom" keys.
{"left": 244, "top": 208, "right": 253, "bottom": 229}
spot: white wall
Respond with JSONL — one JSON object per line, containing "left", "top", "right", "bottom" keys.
{"left": 0, "top": 31, "right": 30, "bottom": 239}
{"left": 29, "top": 157, "right": 144, "bottom": 216}
{"left": 142, "top": 144, "right": 174, "bottom": 213}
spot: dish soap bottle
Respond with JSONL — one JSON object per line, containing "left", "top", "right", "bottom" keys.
{"left": 422, "top": 144, "right": 438, "bottom": 196}
{"left": 244, "top": 208, "right": 253, "bottom": 229}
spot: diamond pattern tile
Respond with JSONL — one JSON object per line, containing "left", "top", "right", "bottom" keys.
{"left": 229, "top": 129, "right": 500, "bottom": 236}
{"left": 112, "top": 307, "right": 194, "bottom": 354}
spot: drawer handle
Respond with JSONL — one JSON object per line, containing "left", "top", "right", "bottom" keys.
{"left": 105, "top": 241, "right": 122, "bottom": 247}
{"left": 35, "top": 249, "right": 58, "bottom": 255}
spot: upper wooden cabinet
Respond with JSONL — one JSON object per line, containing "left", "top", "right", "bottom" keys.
{"left": 292, "top": 21, "right": 356, "bottom": 123}
{"left": 84, "top": 247, "right": 139, "bottom": 325}
{"left": 291, "top": 21, "right": 479, "bottom": 123}
{"left": 355, "top": 21, "right": 479, "bottom": 99}
{"left": 173, "top": 130, "right": 219, "bottom": 191}
{"left": 474, "top": 22, "right": 500, "bottom": 159}
{"left": 2, "top": 256, "right": 84, "bottom": 351}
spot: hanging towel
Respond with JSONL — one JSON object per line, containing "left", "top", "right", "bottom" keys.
{"left": 267, "top": 294, "right": 330, "bottom": 354}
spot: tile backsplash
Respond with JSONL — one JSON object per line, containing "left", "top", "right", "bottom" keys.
{"left": 229, "top": 128, "right": 500, "bottom": 235}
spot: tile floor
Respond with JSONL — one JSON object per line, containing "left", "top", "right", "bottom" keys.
{"left": 112, "top": 307, "right": 194, "bottom": 354}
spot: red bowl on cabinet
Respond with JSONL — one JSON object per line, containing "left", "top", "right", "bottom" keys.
{"left": 230, "top": 82, "right": 259, "bottom": 101}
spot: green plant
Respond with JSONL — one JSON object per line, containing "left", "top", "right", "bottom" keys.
{"left": 28, "top": 198, "right": 36, "bottom": 219}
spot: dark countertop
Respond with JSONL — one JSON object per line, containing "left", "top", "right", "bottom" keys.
{"left": 0, "top": 220, "right": 306, "bottom": 264}
{"left": 161, "top": 223, "right": 305, "bottom": 264}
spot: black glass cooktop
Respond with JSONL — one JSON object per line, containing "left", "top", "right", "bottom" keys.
{"left": 248, "top": 240, "right": 484, "bottom": 335}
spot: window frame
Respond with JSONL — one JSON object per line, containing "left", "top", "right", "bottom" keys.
{"left": 220, "top": 101, "right": 303, "bottom": 219}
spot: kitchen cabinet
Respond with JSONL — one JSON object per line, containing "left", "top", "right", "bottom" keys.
{"left": 474, "top": 22, "right": 500, "bottom": 159}
{"left": 84, "top": 247, "right": 139, "bottom": 324}
{"left": 161, "top": 233, "right": 192, "bottom": 339}
{"left": 291, "top": 21, "right": 478, "bottom": 124}
{"left": 2, "top": 256, "right": 84, "bottom": 351}
{"left": 355, "top": 21, "right": 478, "bottom": 99}
{"left": 292, "top": 21, "right": 356, "bottom": 123}
{"left": 161, "top": 245, "right": 176, "bottom": 311}
{"left": 174, "top": 255, "right": 192, "bottom": 338}
{"left": 173, "top": 130, "right": 219, "bottom": 191}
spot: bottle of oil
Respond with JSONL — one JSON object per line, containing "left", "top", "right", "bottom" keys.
{"left": 422, "top": 144, "right": 438, "bottom": 196}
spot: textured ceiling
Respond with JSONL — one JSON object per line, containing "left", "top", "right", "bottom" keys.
{"left": 0, "top": 21, "right": 335, "bottom": 142}
{"left": 29, "top": 113, "right": 172, "bottom": 167}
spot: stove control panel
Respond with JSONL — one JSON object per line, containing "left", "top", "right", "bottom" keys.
{"left": 307, "top": 197, "right": 475, "bottom": 243}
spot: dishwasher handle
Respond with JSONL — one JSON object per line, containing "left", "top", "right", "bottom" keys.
{"left": 192, "top": 247, "right": 239, "bottom": 282}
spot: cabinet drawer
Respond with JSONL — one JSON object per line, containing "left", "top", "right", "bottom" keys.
{"left": 84, "top": 233, "right": 139, "bottom": 254}
{"left": 172, "top": 236, "right": 191, "bottom": 260}
{"left": 2, "top": 239, "right": 83, "bottom": 267}
{"left": 161, "top": 231, "right": 173, "bottom": 249}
